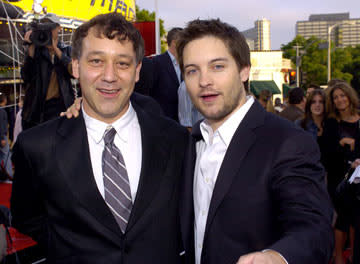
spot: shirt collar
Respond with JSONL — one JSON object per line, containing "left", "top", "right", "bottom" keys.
{"left": 199, "top": 96, "right": 254, "bottom": 147}
{"left": 167, "top": 50, "right": 178, "bottom": 65}
{"left": 82, "top": 102, "right": 136, "bottom": 144}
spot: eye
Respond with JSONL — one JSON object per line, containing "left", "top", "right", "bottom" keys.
{"left": 213, "top": 64, "right": 224, "bottom": 70}
{"left": 186, "top": 68, "right": 197, "bottom": 76}
{"left": 89, "top": 59, "right": 102, "bottom": 66}
{"left": 117, "top": 61, "right": 130, "bottom": 69}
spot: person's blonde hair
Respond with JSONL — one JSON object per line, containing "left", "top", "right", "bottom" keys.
{"left": 326, "top": 82, "right": 359, "bottom": 120}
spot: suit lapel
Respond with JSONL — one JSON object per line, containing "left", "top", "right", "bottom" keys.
{"left": 164, "top": 52, "right": 180, "bottom": 86}
{"left": 180, "top": 135, "right": 197, "bottom": 257}
{"left": 55, "top": 114, "right": 123, "bottom": 241}
{"left": 203, "top": 102, "right": 265, "bottom": 238}
{"left": 125, "top": 102, "right": 171, "bottom": 232}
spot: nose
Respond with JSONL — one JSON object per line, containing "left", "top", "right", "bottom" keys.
{"left": 102, "top": 62, "right": 118, "bottom": 83}
{"left": 199, "top": 69, "right": 211, "bottom": 88}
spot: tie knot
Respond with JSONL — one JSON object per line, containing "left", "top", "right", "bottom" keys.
{"left": 104, "top": 127, "right": 116, "bottom": 146}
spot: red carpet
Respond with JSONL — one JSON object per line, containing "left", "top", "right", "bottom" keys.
{"left": 0, "top": 182, "right": 37, "bottom": 254}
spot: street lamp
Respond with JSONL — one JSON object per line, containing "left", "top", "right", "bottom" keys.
{"left": 327, "top": 21, "right": 356, "bottom": 82}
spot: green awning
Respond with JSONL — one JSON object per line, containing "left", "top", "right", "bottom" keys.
{"left": 282, "top": 84, "right": 292, "bottom": 98}
{"left": 250, "top": 80, "right": 281, "bottom": 97}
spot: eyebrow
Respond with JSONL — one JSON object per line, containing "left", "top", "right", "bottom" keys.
{"left": 184, "top": 57, "right": 229, "bottom": 69}
{"left": 210, "top": 57, "right": 228, "bottom": 64}
{"left": 86, "top": 51, "right": 133, "bottom": 59}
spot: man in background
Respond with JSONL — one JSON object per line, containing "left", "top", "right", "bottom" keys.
{"left": 178, "top": 80, "right": 203, "bottom": 131}
{"left": 21, "top": 13, "right": 74, "bottom": 130}
{"left": 279, "top": 87, "right": 306, "bottom": 121}
{"left": 151, "top": 27, "right": 183, "bottom": 121}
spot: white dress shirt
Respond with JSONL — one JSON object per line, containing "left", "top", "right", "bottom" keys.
{"left": 83, "top": 103, "right": 142, "bottom": 203}
{"left": 194, "top": 96, "right": 254, "bottom": 264}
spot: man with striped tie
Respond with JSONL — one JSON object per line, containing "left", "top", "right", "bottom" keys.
{"left": 10, "top": 12, "right": 188, "bottom": 264}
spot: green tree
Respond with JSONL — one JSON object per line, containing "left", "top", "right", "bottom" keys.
{"left": 281, "top": 36, "right": 359, "bottom": 90}
{"left": 135, "top": 5, "right": 167, "bottom": 52}
{"left": 281, "top": 36, "right": 328, "bottom": 88}
{"left": 343, "top": 45, "right": 360, "bottom": 93}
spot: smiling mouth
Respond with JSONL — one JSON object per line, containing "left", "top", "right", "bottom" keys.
{"left": 97, "top": 88, "right": 121, "bottom": 97}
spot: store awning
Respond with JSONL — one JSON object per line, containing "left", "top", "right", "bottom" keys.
{"left": 250, "top": 80, "right": 281, "bottom": 97}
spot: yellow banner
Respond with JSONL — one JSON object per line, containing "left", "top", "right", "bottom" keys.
{"left": 2, "top": 0, "right": 136, "bottom": 21}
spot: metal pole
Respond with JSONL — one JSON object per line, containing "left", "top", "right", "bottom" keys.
{"left": 294, "top": 45, "right": 301, "bottom": 87}
{"left": 327, "top": 26, "right": 331, "bottom": 83}
{"left": 155, "top": 0, "right": 160, "bottom": 55}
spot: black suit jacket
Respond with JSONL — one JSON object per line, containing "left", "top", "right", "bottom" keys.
{"left": 134, "top": 57, "right": 154, "bottom": 96}
{"left": 151, "top": 52, "right": 180, "bottom": 122}
{"left": 11, "top": 95, "right": 189, "bottom": 264}
{"left": 180, "top": 101, "right": 334, "bottom": 264}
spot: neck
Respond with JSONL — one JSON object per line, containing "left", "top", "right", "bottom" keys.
{"left": 339, "top": 108, "right": 352, "bottom": 121}
{"left": 294, "top": 103, "right": 304, "bottom": 112}
{"left": 312, "top": 114, "right": 323, "bottom": 127}
{"left": 208, "top": 96, "right": 247, "bottom": 132}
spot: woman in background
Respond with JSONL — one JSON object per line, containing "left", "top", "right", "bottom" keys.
{"left": 296, "top": 89, "right": 326, "bottom": 141}
{"left": 322, "top": 82, "right": 360, "bottom": 264}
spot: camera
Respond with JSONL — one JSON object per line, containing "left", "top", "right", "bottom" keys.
{"left": 28, "top": 21, "right": 57, "bottom": 47}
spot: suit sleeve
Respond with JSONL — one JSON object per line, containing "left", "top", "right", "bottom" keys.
{"left": 10, "top": 134, "right": 48, "bottom": 245}
{"left": 21, "top": 55, "right": 37, "bottom": 84}
{"left": 268, "top": 131, "right": 334, "bottom": 264}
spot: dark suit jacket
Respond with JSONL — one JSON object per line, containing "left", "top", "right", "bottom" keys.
{"left": 11, "top": 95, "right": 189, "bottom": 264}
{"left": 151, "top": 52, "right": 180, "bottom": 122}
{"left": 135, "top": 57, "right": 154, "bottom": 96}
{"left": 180, "top": 101, "right": 334, "bottom": 264}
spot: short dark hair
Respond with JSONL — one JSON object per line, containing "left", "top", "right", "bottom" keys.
{"left": 72, "top": 12, "right": 144, "bottom": 64}
{"left": 176, "top": 18, "right": 251, "bottom": 74}
{"left": 166, "top": 27, "right": 182, "bottom": 46}
{"left": 307, "top": 84, "right": 320, "bottom": 90}
{"left": 288, "top": 87, "right": 305, "bottom": 104}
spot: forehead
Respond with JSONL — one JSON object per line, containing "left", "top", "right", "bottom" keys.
{"left": 80, "top": 28, "right": 135, "bottom": 57}
{"left": 183, "top": 36, "right": 232, "bottom": 63}
{"left": 333, "top": 88, "right": 345, "bottom": 96}
{"left": 312, "top": 94, "right": 323, "bottom": 100}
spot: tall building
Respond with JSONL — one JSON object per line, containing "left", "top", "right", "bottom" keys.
{"left": 296, "top": 13, "right": 360, "bottom": 47}
{"left": 243, "top": 18, "right": 271, "bottom": 51}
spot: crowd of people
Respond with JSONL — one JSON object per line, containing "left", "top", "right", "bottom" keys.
{"left": 257, "top": 81, "right": 360, "bottom": 264}
{"left": 0, "top": 11, "right": 358, "bottom": 264}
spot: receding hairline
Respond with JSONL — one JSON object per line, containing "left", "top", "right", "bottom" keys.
{"left": 76, "top": 27, "right": 137, "bottom": 58}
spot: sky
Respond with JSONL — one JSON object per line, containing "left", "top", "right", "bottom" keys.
{"left": 135, "top": 0, "right": 360, "bottom": 50}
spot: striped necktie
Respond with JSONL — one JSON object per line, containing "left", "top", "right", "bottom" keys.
{"left": 102, "top": 127, "right": 132, "bottom": 233}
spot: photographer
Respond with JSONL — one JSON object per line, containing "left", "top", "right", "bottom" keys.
{"left": 21, "top": 13, "right": 74, "bottom": 130}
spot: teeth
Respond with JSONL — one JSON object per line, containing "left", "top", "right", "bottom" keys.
{"left": 99, "top": 89, "right": 118, "bottom": 94}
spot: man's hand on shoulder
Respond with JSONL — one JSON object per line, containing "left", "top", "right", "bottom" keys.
{"left": 60, "top": 97, "right": 82, "bottom": 119}
{"left": 236, "top": 250, "right": 287, "bottom": 264}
